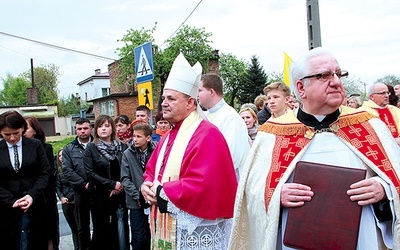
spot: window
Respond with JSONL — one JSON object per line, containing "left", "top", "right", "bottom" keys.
{"left": 102, "top": 88, "right": 110, "bottom": 97}
{"left": 101, "top": 102, "right": 106, "bottom": 114}
{"left": 108, "top": 101, "right": 114, "bottom": 116}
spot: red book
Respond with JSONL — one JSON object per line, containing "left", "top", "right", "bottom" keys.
{"left": 283, "top": 161, "right": 366, "bottom": 250}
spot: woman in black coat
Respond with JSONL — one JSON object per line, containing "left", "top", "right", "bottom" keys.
{"left": 0, "top": 111, "right": 51, "bottom": 249}
{"left": 25, "top": 116, "right": 59, "bottom": 250}
{"left": 84, "top": 114, "right": 129, "bottom": 250}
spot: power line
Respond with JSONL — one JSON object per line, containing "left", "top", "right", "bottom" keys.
{"left": 159, "top": 0, "right": 203, "bottom": 48}
{"left": 0, "top": 31, "right": 117, "bottom": 61}
{"left": 1, "top": 0, "right": 204, "bottom": 59}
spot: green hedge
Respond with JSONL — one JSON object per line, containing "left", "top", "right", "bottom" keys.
{"left": 48, "top": 137, "right": 75, "bottom": 155}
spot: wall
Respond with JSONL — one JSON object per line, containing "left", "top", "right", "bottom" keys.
{"left": 79, "top": 78, "right": 111, "bottom": 101}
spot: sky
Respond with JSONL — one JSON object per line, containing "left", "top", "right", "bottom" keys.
{"left": 1, "top": 0, "right": 400, "bottom": 98}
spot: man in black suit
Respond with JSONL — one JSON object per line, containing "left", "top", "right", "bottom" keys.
{"left": 0, "top": 110, "right": 51, "bottom": 249}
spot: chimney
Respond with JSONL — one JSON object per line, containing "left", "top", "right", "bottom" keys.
{"left": 26, "top": 88, "right": 39, "bottom": 105}
{"left": 95, "top": 69, "right": 101, "bottom": 75}
{"left": 27, "top": 58, "right": 39, "bottom": 105}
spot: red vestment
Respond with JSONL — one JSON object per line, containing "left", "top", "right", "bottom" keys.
{"left": 144, "top": 119, "right": 237, "bottom": 220}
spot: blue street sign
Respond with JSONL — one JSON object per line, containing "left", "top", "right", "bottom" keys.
{"left": 134, "top": 42, "right": 154, "bottom": 83}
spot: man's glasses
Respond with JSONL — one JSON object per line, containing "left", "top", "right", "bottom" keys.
{"left": 301, "top": 70, "right": 349, "bottom": 81}
{"left": 372, "top": 91, "right": 391, "bottom": 96}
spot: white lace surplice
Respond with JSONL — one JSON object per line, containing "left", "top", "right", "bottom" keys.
{"left": 163, "top": 189, "right": 232, "bottom": 250}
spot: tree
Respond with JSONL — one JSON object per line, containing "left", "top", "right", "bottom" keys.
{"left": 342, "top": 76, "right": 365, "bottom": 98}
{"left": 162, "top": 25, "right": 213, "bottom": 75}
{"left": 376, "top": 75, "right": 400, "bottom": 87}
{"left": 0, "top": 73, "right": 30, "bottom": 106}
{"left": 238, "top": 55, "right": 267, "bottom": 104}
{"left": 219, "top": 53, "right": 247, "bottom": 107}
{"left": 266, "top": 71, "right": 284, "bottom": 85}
{"left": 57, "top": 94, "right": 90, "bottom": 116}
{"left": 21, "top": 64, "right": 60, "bottom": 105}
{"left": 116, "top": 24, "right": 214, "bottom": 109}
{"left": 160, "top": 25, "right": 214, "bottom": 108}
{"left": 115, "top": 24, "right": 158, "bottom": 86}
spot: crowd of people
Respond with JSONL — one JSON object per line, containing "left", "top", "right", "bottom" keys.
{"left": 1, "top": 48, "right": 400, "bottom": 250}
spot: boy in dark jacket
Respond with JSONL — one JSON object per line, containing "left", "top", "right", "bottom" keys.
{"left": 121, "top": 123, "right": 156, "bottom": 250}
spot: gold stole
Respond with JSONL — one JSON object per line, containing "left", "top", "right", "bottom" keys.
{"left": 150, "top": 111, "right": 203, "bottom": 249}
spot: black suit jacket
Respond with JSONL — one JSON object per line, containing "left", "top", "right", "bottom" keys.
{"left": 0, "top": 137, "right": 51, "bottom": 207}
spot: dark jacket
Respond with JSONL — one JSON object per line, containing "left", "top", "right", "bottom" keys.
{"left": 0, "top": 137, "right": 51, "bottom": 205}
{"left": 43, "top": 143, "right": 57, "bottom": 203}
{"left": 62, "top": 136, "right": 92, "bottom": 192}
{"left": 56, "top": 171, "right": 74, "bottom": 201}
{"left": 0, "top": 137, "right": 51, "bottom": 248}
{"left": 84, "top": 142, "right": 128, "bottom": 192}
{"left": 257, "top": 103, "right": 272, "bottom": 125}
{"left": 121, "top": 141, "right": 157, "bottom": 209}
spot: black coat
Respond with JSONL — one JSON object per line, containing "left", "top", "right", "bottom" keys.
{"left": 0, "top": 137, "right": 51, "bottom": 249}
{"left": 62, "top": 137, "right": 91, "bottom": 192}
{"left": 257, "top": 103, "right": 272, "bottom": 125}
{"left": 84, "top": 142, "right": 128, "bottom": 192}
{"left": 56, "top": 170, "right": 75, "bottom": 201}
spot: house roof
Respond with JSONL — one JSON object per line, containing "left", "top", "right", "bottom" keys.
{"left": 77, "top": 72, "right": 110, "bottom": 86}
{"left": 88, "top": 92, "right": 138, "bottom": 102}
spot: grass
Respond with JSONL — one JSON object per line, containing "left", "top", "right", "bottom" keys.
{"left": 47, "top": 136, "right": 75, "bottom": 155}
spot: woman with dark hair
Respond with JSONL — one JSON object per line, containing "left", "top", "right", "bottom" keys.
{"left": 154, "top": 111, "right": 170, "bottom": 138}
{"left": 84, "top": 114, "right": 129, "bottom": 250}
{"left": 0, "top": 111, "right": 51, "bottom": 249}
{"left": 114, "top": 115, "right": 133, "bottom": 145}
{"left": 387, "top": 84, "right": 399, "bottom": 106}
{"left": 24, "top": 116, "right": 59, "bottom": 250}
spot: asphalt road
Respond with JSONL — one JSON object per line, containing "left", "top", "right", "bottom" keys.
{"left": 58, "top": 202, "right": 75, "bottom": 249}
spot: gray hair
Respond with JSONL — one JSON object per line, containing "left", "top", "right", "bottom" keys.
{"left": 367, "top": 82, "right": 386, "bottom": 99}
{"left": 348, "top": 96, "right": 363, "bottom": 108}
{"left": 290, "top": 47, "right": 338, "bottom": 98}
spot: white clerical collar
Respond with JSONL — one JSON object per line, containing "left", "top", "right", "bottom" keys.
{"left": 208, "top": 99, "right": 225, "bottom": 114}
{"left": 314, "top": 115, "right": 326, "bottom": 122}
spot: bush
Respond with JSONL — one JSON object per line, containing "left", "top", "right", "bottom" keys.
{"left": 48, "top": 136, "right": 75, "bottom": 155}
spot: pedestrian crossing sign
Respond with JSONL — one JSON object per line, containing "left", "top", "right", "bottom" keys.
{"left": 134, "top": 42, "right": 154, "bottom": 83}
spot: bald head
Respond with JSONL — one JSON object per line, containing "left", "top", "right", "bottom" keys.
{"left": 368, "top": 83, "right": 390, "bottom": 107}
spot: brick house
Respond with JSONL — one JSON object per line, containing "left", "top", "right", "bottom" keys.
{"left": 89, "top": 61, "right": 139, "bottom": 122}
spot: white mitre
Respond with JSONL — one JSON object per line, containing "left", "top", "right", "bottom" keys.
{"left": 164, "top": 52, "right": 202, "bottom": 99}
{"left": 164, "top": 53, "right": 206, "bottom": 119}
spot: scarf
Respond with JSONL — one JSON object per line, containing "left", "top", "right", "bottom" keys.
{"left": 155, "top": 128, "right": 169, "bottom": 137}
{"left": 95, "top": 139, "right": 120, "bottom": 161}
{"left": 248, "top": 124, "right": 259, "bottom": 140}
{"left": 117, "top": 130, "right": 132, "bottom": 144}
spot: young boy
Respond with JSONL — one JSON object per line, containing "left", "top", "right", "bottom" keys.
{"left": 263, "top": 82, "right": 291, "bottom": 118}
{"left": 120, "top": 123, "right": 157, "bottom": 250}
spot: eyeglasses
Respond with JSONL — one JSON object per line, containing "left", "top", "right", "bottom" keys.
{"left": 301, "top": 70, "right": 349, "bottom": 81}
{"left": 372, "top": 91, "right": 391, "bottom": 96}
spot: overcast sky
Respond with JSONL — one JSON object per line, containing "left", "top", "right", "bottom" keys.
{"left": 1, "top": 0, "right": 399, "bottom": 98}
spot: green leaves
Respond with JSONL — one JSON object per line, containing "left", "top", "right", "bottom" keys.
{"left": 0, "top": 73, "right": 30, "bottom": 105}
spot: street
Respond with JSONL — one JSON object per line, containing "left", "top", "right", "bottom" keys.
{"left": 58, "top": 202, "right": 74, "bottom": 249}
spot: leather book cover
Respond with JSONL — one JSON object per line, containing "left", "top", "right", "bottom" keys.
{"left": 283, "top": 161, "right": 366, "bottom": 250}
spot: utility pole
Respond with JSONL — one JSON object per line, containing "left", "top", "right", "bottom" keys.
{"left": 306, "top": 0, "right": 322, "bottom": 50}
